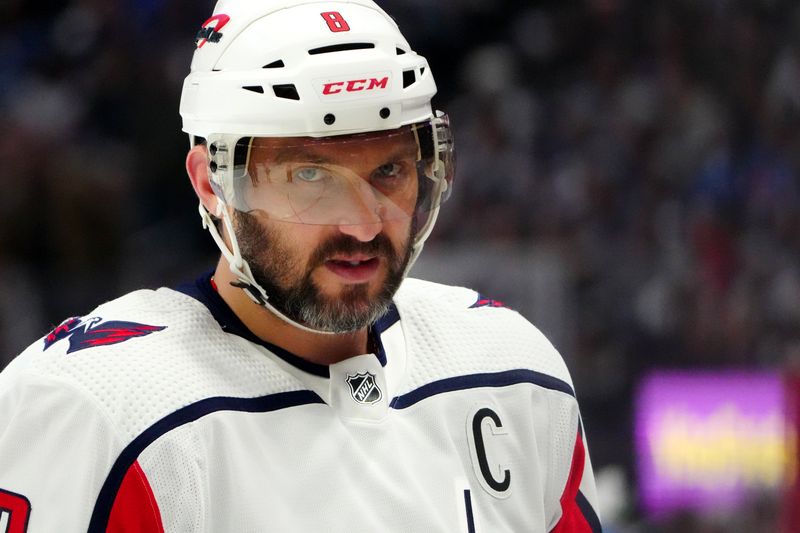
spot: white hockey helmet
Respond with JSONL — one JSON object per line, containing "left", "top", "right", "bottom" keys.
{"left": 179, "top": 0, "right": 455, "bottom": 332}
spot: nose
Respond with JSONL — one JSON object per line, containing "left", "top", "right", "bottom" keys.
{"left": 335, "top": 179, "right": 384, "bottom": 242}
{"left": 338, "top": 219, "right": 383, "bottom": 241}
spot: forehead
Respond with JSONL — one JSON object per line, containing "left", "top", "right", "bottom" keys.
{"left": 249, "top": 127, "right": 419, "bottom": 164}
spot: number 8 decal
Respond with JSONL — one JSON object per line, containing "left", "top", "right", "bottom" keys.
{"left": 321, "top": 11, "right": 350, "bottom": 32}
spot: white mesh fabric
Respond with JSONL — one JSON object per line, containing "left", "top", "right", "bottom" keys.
{"left": 27, "top": 288, "right": 307, "bottom": 443}
{"left": 392, "top": 278, "right": 585, "bottom": 530}
{"left": 0, "top": 371, "right": 124, "bottom": 532}
{"left": 392, "top": 278, "right": 574, "bottom": 396}
{"left": 138, "top": 423, "right": 206, "bottom": 532}
{"left": 545, "top": 394, "right": 580, "bottom": 530}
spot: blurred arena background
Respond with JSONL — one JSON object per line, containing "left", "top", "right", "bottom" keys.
{"left": 2, "top": 0, "right": 800, "bottom": 531}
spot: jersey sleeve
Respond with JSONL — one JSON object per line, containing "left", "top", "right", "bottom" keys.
{"left": 550, "top": 420, "right": 602, "bottom": 533}
{"left": 0, "top": 371, "right": 122, "bottom": 532}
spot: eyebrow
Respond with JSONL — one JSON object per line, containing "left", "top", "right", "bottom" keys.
{"left": 271, "top": 146, "right": 332, "bottom": 165}
{"left": 269, "top": 143, "right": 419, "bottom": 166}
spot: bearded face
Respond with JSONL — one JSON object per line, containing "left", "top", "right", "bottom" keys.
{"left": 234, "top": 210, "right": 412, "bottom": 333}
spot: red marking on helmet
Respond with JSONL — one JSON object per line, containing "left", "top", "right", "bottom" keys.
{"left": 322, "top": 77, "right": 389, "bottom": 95}
{"left": 197, "top": 14, "right": 231, "bottom": 48}
{"left": 368, "top": 77, "right": 389, "bottom": 89}
{"left": 346, "top": 79, "right": 367, "bottom": 91}
{"left": 321, "top": 12, "right": 350, "bottom": 32}
{"left": 322, "top": 82, "right": 344, "bottom": 95}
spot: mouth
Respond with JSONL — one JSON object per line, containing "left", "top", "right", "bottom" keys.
{"left": 323, "top": 256, "right": 381, "bottom": 283}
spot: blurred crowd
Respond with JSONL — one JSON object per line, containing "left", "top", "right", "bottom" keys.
{"left": 2, "top": 0, "right": 800, "bottom": 530}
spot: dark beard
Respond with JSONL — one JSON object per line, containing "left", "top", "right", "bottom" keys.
{"left": 234, "top": 211, "right": 411, "bottom": 333}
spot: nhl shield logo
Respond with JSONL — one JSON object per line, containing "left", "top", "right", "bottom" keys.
{"left": 346, "top": 372, "right": 382, "bottom": 405}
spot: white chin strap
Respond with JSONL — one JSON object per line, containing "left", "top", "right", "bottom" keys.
{"left": 198, "top": 200, "right": 338, "bottom": 335}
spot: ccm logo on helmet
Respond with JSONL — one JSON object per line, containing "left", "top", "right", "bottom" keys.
{"left": 322, "top": 77, "right": 389, "bottom": 95}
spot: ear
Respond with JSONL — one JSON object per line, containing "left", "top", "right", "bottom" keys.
{"left": 186, "top": 144, "right": 219, "bottom": 215}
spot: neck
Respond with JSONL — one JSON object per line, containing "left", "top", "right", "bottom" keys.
{"left": 213, "top": 260, "right": 369, "bottom": 365}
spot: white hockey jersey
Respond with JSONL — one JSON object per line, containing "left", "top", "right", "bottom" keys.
{"left": 0, "top": 273, "right": 601, "bottom": 532}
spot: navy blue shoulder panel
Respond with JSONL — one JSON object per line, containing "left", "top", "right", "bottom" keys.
{"left": 390, "top": 369, "right": 575, "bottom": 410}
{"left": 88, "top": 389, "right": 324, "bottom": 532}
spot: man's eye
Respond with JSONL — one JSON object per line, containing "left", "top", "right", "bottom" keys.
{"left": 292, "top": 167, "right": 326, "bottom": 182}
{"left": 373, "top": 163, "right": 402, "bottom": 179}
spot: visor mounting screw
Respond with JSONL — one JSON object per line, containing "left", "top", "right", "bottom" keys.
{"left": 379, "top": 107, "right": 391, "bottom": 119}
{"left": 324, "top": 113, "right": 336, "bottom": 125}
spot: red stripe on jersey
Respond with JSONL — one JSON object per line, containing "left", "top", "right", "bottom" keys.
{"left": 107, "top": 461, "right": 164, "bottom": 533}
{"left": 551, "top": 430, "right": 595, "bottom": 533}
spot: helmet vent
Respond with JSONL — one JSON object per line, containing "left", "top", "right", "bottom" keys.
{"left": 396, "top": 47, "right": 407, "bottom": 55}
{"left": 273, "top": 84, "right": 300, "bottom": 100}
{"left": 243, "top": 85, "right": 265, "bottom": 94}
{"left": 308, "top": 43, "right": 375, "bottom": 55}
{"left": 403, "top": 70, "right": 417, "bottom": 88}
{"left": 263, "top": 60, "right": 285, "bottom": 69}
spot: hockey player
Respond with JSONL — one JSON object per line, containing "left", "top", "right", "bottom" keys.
{"left": 0, "top": 1, "right": 601, "bottom": 531}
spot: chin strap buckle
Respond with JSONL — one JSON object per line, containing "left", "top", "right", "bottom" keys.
{"left": 230, "top": 279, "right": 268, "bottom": 307}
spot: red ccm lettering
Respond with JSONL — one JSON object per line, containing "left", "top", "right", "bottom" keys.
{"left": 322, "top": 77, "right": 389, "bottom": 95}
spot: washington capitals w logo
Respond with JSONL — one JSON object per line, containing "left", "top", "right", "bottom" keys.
{"left": 43, "top": 316, "right": 166, "bottom": 354}
{"left": 470, "top": 294, "right": 509, "bottom": 309}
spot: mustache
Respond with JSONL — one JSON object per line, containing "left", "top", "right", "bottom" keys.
{"left": 308, "top": 233, "right": 398, "bottom": 268}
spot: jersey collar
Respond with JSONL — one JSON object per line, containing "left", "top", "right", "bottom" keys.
{"left": 176, "top": 270, "right": 398, "bottom": 378}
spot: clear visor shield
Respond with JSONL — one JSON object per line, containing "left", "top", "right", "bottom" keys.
{"left": 207, "top": 115, "right": 454, "bottom": 235}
